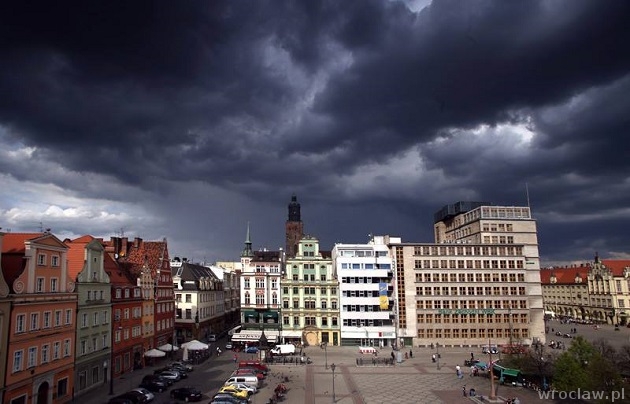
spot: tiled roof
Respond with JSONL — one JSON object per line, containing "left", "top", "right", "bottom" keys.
{"left": 540, "top": 265, "right": 589, "bottom": 285}
{"left": 177, "top": 262, "right": 221, "bottom": 291}
{"left": 124, "top": 239, "right": 169, "bottom": 276}
{"left": 252, "top": 250, "right": 281, "bottom": 262}
{"left": 65, "top": 235, "right": 97, "bottom": 281}
{"left": 602, "top": 260, "right": 630, "bottom": 277}
{"left": 103, "top": 249, "right": 135, "bottom": 286}
{"left": 1, "top": 232, "right": 43, "bottom": 253}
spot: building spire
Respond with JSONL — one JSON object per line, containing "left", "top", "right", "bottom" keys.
{"left": 241, "top": 222, "right": 253, "bottom": 258}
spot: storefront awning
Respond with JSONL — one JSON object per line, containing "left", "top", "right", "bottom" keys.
{"left": 280, "top": 330, "right": 302, "bottom": 338}
{"left": 230, "top": 331, "right": 278, "bottom": 343}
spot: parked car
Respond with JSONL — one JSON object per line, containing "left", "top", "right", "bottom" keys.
{"left": 157, "top": 370, "right": 181, "bottom": 382}
{"left": 130, "top": 387, "right": 155, "bottom": 402}
{"left": 218, "top": 385, "right": 249, "bottom": 399}
{"left": 108, "top": 398, "right": 134, "bottom": 404}
{"left": 156, "top": 367, "right": 188, "bottom": 378}
{"left": 231, "top": 369, "right": 264, "bottom": 380}
{"left": 237, "top": 361, "right": 269, "bottom": 374}
{"left": 211, "top": 393, "right": 251, "bottom": 404}
{"left": 244, "top": 346, "right": 259, "bottom": 354}
{"left": 110, "top": 391, "right": 148, "bottom": 404}
{"left": 170, "top": 361, "right": 194, "bottom": 371}
{"left": 208, "top": 334, "right": 217, "bottom": 342}
{"left": 170, "top": 386, "right": 203, "bottom": 402}
{"left": 224, "top": 382, "right": 257, "bottom": 395}
{"left": 139, "top": 375, "right": 170, "bottom": 392}
{"left": 167, "top": 364, "right": 191, "bottom": 376}
{"left": 225, "top": 342, "right": 233, "bottom": 350}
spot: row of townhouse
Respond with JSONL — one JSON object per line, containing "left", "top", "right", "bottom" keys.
{"left": 541, "top": 255, "right": 630, "bottom": 325}
{"left": 0, "top": 232, "right": 175, "bottom": 404}
{"left": 229, "top": 197, "right": 545, "bottom": 350}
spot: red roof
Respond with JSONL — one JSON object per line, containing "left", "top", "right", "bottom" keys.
{"left": 1, "top": 232, "right": 43, "bottom": 254}
{"left": 124, "top": 239, "right": 170, "bottom": 276}
{"left": 65, "top": 235, "right": 97, "bottom": 281}
{"left": 602, "top": 260, "right": 630, "bottom": 277}
{"left": 540, "top": 265, "right": 589, "bottom": 285}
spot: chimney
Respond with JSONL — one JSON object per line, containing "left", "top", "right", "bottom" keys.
{"left": 121, "top": 237, "right": 128, "bottom": 256}
{"left": 134, "top": 237, "right": 142, "bottom": 248}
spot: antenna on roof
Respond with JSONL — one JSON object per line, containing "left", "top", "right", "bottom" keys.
{"left": 525, "top": 182, "right": 531, "bottom": 209}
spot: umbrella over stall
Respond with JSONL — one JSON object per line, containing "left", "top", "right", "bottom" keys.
{"left": 144, "top": 348, "right": 166, "bottom": 358}
{"left": 158, "top": 343, "right": 179, "bottom": 352}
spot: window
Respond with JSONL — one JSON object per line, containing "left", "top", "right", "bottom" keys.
{"left": 186, "top": 294, "right": 192, "bottom": 303}
{"left": 57, "top": 378, "right": 68, "bottom": 398}
{"left": 93, "top": 312, "right": 99, "bottom": 326}
{"left": 13, "top": 350, "right": 23, "bottom": 372}
{"left": 30, "top": 313, "right": 39, "bottom": 331}
{"left": 64, "top": 339, "right": 71, "bottom": 357}
{"left": 81, "top": 340, "right": 87, "bottom": 355}
{"left": 41, "top": 344, "right": 50, "bottom": 363}
{"left": 51, "top": 278, "right": 58, "bottom": 292}
{"left": 36, "top": 278, "right": 45, "bottom": 293}
{"left": 28, "top": 347, "right": 37, "bottom": 368}
{"left": 43, "top": 312, "right": 51, "bottom": 328}
{"left": 37, "top": 254, "right": 46, "bottom": 266}
{"left": 81, "top": 313, "right": 88, "bottom": 328}
{"left": 55, "top": 310, "right": 62, "bottom": 326}
{"left": 66, "top": 309, "right": 72, "bottom": 325}
{"left": 16, "top": 314, "right": 25, "bottom": 333}
{"left": 51, "top": 255, "right": 60, "bottom": 267}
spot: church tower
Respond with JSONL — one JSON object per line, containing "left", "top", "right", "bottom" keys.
{"left": 285, "top": 195, "right": 304, "bottom": 258}
{"left": 240, "top": 222, "right": 254, "bottom": 268}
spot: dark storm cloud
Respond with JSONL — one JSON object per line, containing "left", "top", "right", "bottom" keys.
{"left": 1, "top": 0, "right": 630, "bottom": 264}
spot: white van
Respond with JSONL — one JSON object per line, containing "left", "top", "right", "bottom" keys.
{"left": 481, "top": 344, "right": 498, "bottom": 354}
{"left": 225, "top": 375, "right": 260, "bottom": 389}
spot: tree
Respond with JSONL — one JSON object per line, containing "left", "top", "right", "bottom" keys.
{"left": 551, "top": 336, "right": 594, "bottom": 391}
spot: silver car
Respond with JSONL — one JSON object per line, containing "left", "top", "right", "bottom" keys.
{"left": 130, "top": 387, "right": 155, "bottom": 402}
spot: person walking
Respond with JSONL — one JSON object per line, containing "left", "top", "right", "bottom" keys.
{"left": 462, "top": 386, "right": 467, "bottom": 397}
{"left": 409, "top": 349, "right": 413, "bottom": 358}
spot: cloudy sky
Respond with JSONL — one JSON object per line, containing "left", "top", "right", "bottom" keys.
{"left": 1, "top": 0, "right": 629, "bottom": 265}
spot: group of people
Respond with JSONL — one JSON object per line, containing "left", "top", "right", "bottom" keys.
{"left": 505, "top": 397, "right": 521, "bottom": 404}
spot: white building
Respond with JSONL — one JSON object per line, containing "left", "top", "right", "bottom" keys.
{"left": 390, "top": 202, "right": 545, "bottom": 348}
{"left": 332, "top": 236, "right": 400, "bottom": 348}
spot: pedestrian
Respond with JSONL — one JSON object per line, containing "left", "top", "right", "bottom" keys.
{"left": 409, "top": 349, "right": 413, "bottom": 358}
{"left": 233, "top": 353, "right": 238, "bottom": 363}
{"left": 470, "top": 351, "right": 474, "bottom": 360}
{"left": 432, "top": 354, "right": 436, "bottom": 363}
{"left": 391, "top": 351, "right": 395, "bottom": 361}
{"left": 462, "top": 386, "right": 467, "bottom": 397}
{"left": 470, "top": 365, "right": 475, "bottom": 376}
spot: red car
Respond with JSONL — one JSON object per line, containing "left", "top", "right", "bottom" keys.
{"left": 231, "top": 369, "right": 264, "bottom": 380}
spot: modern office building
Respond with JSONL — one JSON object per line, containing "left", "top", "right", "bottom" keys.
{"left": 282, "top": 236, "right": 339, "bottom": 346}
{"left": 390, "top": 202, "right": 545, "bottom": 347}
{"left": 332, "top": 236, "right": 398, "bottom": 348}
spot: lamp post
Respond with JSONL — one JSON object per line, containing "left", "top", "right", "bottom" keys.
{"left": 436, "top": 342, "right": 441, "bottom": 370}
{"left": 103, "top": 360, "right": 108, "bottom": 385}
{"left": 330, "top": 363, "right": 336, "bottom": 403}
{"left": 488, "top": 338, "right": 496, "bottom": 400}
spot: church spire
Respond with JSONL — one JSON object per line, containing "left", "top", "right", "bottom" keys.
{"left": 241, "top": 222, "right": 253, "bottom": 258}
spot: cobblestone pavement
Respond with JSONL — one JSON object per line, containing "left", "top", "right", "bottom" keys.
{"left": 79, "top": 344, "right": 560, "bottom": 404}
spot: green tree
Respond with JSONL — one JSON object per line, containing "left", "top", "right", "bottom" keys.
{"left": 551, "top": 336, "right": 594, "bottom": 391}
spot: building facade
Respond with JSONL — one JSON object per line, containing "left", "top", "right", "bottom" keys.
{"left": 283, "top": 236, "right": 338, "bottom": 346}
{"left": 333, "top": 236, "right": 397, "bottom": 348}
{"left": 236, "top": 225, "right": 282, "bottom": 345}
{"left": 390, "top": 202, "right": 545, "bottom": 348}
{"left": 587, "top": 257, "right": 630, "bottom": 325}
{"left": 172, "top": 260, "right": 223, "bottom": 343}
{"left": 540, "top": 265, "right": 590, "bottom": 320}
{"left": 1, "top": 233, "right": 77, "bottom": 404}
{"left": 285, "top": 195, "right": 304, "bottom": 259}
{"left": 66, "top": 236, "right": 112, "bottom": 398}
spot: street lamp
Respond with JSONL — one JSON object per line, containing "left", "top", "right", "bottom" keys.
{"left": 436, "top": 343, "right": 441, "bottom": 370}
{"left": 322, "top": 341, "right": 328, "bottom": 369}
{"left": 330, "top": 363, "right": 336, "bottom": 403}
{"left": 103, "top": 360, "right": 108, "bottom": 385}
{"left": 488, "top": 338, "right": 497, "bottom": 400}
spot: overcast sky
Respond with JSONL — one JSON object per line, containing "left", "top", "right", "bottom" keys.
{"left": 1, "top": 0, "right": 629, "bottom": 266}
